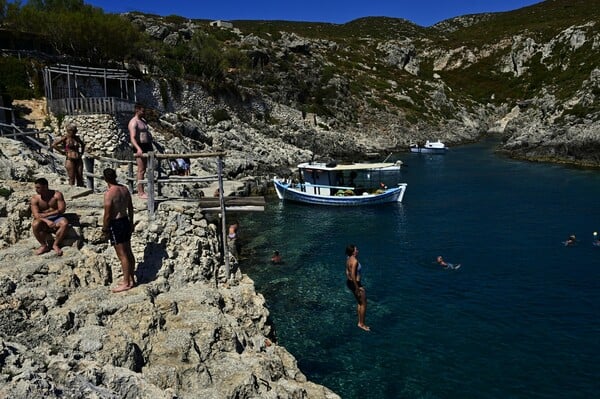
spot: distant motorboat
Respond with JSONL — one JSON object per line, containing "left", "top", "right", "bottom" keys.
{"left": 274, "top": 161, "right": 407, "bottom": 206}
{"left": 409, "top": 140, "right": 449, "bottom": 154}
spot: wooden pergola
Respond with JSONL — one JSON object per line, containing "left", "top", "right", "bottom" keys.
{"left": 43, "top": 64, "right": 139, "bottom": 115}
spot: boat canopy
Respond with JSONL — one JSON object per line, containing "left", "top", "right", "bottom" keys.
{"left": 425, "top": 140, "right": 446, "bottom": 148}
{"left": 298, "top": 161, "right": 402, "bottom": 171}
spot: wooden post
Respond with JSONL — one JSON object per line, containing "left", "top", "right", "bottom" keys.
{"left": 156, "top": 158, "right": 163, "bottom": 198}
{"left": 218, "top": 155, "right": 230, "bottom": 282}
{"left": 83, "top": 155, "right": 95, "bottom": 191}
{"left": 67, "top": 65, "right": 71, "bottom": 101}
{"left": 147, "top": 152, "right": 155, "bottom": 217}
{"left": 127, "top": 162, "right": 134, "bottom": 193}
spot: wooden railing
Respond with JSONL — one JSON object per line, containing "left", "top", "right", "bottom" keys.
{"left": 80, "top": 154, "right": 136, "bottom": 192}
{"left": 47, "top": 97, "right": 134, "bottom": 115}
{"left": 0, "top": 122, "right": 64, "bottom": 165}
{"left": 83, "top": 151, "right": 252, "bottom": 280}
{"left": 0, "top": 106, "right": 16, "bottom": 124}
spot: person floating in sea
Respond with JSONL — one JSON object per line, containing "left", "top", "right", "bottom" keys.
{"left": 345, "top": 244, "right": 370, "bottom": 332}
{"left": 52, "top": 123, "right": 85, "bottom": 187}
{"left": 271, "top": 250, "right": 282, "bottom": 264}
{"left": 30, "top": 178, "right": 68, "bottom": 256}
{"left": 593, "top": 231, "right": 600, "bottom": 247}
{"left": 437, "top": 255, "right": 461, "bottom": 270}
{"left": 564, "top": 234, "right": 577, "bottom": 246}
{"left": 102, "top": 168, "right": 136, "bottom": 293}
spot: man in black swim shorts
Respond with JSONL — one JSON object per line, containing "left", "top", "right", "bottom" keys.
{"left": 102, "top": 168, "right": 136, "bottom": 293}
{"left": 107, "top": 216, "right": 132, "bottom": 245}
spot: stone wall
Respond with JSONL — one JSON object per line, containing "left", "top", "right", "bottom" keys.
{"left": 62, "top": 114, "right": 128, "bottom": 156}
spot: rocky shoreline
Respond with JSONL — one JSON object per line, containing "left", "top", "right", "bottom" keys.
{"left": 0, "top": 141, "right": 339, "bottom": 398}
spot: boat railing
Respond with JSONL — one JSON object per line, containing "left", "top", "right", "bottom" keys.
{"left": 299, "top": 182, "right": 355, "bottom": 191}
{"left": 292, "top": 181, "right": 356, "bottom": 197}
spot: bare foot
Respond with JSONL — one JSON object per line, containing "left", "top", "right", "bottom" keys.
{"left": 35, "top": 245, "right": 50, "bottom": 255}
{"left": 358, "top": 324, "right": 371, "bottom": 332}
{"left": 53, "top": 245, "right": 63, "bottom": 256}
{"left": 138, "top": 193, "right": 148, "bottom": 199}
{"left": 111, "top": 283, "right": 134, "bottom": 293}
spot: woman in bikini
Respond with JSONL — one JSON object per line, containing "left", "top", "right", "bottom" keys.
{"left": 346, "top": 244, "right": 370, "bottom": 331}
{"left": 53, "top": 124, "right": 85, "bottom": 186}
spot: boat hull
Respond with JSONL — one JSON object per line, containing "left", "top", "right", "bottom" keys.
{"left": 274, "top": 179, "right": 407, "bottom": 206}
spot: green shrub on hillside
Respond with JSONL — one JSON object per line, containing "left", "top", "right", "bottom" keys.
{"left": 2, "top": 1, "right": 144, "bottom": 63}
{"left": 223, "top": 48, "right": 250, "bottom": 71}
{"left": 0, "top": 57, "right": 35, "bottom": 99}
{"left": 212, "top": 108, "right": 230, "bottom": 123}
{"left": 0, "top": 187, "right": 13, "bottom": 199}
{"left": 0, "top": 0, "right": 597, "bottom": 126}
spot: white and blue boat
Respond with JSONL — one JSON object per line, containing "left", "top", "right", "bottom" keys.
{"left": 274, "top": 161, "right": 407, "bottom": 206}
{"left": 409, "top": 140, "right": 449, "bottom": 154}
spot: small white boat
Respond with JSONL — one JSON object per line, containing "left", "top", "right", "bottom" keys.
{"left": 274, "top": 161, "right": 407, "bottom": 206}
{"left": 410, "top": 140, "right": 449, "bottom": 154}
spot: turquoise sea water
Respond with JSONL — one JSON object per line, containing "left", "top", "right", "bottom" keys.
{"left": 240, "top": 138, "right": 599, "bottom": 399}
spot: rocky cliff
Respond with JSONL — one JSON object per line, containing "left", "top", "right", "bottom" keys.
{"left": 3, "top": 0, "right": 599, "bottom": 171}
{"left": 0, "top": 137, "right": 339, "bottom": 399}
{"left": 118, "top": 1, "right": 599, "bottom": 169}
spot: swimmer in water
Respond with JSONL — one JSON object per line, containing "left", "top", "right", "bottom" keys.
{"left": 564, "top": 234, "right": 577, "bottom": 246}
{"left": 271, "top": 250, "right": 282, "bottom": 264}
{"left": 437, "top": 256, "right": 460, "bottom": 270}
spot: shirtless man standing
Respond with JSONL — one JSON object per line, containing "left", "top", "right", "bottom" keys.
{"left": 31, "top": 178, "right": 68, "bottom": 256}
{"left": 102, "top": 168, "right": 136, "bottom": 293}
{"left": 128, "top": 103, "right": 153, "bottom": 199}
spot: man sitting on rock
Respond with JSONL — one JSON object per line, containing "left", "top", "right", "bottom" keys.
{"left": 30, "top": 177, "right": 68, "bottom": 256}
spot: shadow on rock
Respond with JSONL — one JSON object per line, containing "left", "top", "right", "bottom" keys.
{"left": 136, "top": 241, "right": 167, "bottom": 284}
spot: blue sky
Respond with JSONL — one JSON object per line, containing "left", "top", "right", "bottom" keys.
{"left": 84, "top": 0, "right": 544, "bottom": 27}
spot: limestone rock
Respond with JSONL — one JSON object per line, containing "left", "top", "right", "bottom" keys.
{"left": 0, "top": 171, "right": 339, "bottom": 399}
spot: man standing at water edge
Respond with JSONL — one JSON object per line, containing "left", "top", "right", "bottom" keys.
{"left": 102, "top": 168, "right": 136, "bottom": 293}
{"left": 31, "top": 178, "right": 68, "bottom": 256}
{"left": 129, "top": 103, "right": 153, "bottom": 199}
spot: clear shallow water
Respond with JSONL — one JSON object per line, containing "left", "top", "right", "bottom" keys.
{"left": 240, "top": 139, "right": 600, "bottom": 399}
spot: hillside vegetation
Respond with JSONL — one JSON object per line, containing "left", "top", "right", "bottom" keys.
{"left": 1, "top": 0, "right": 599, "bottom": 165}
